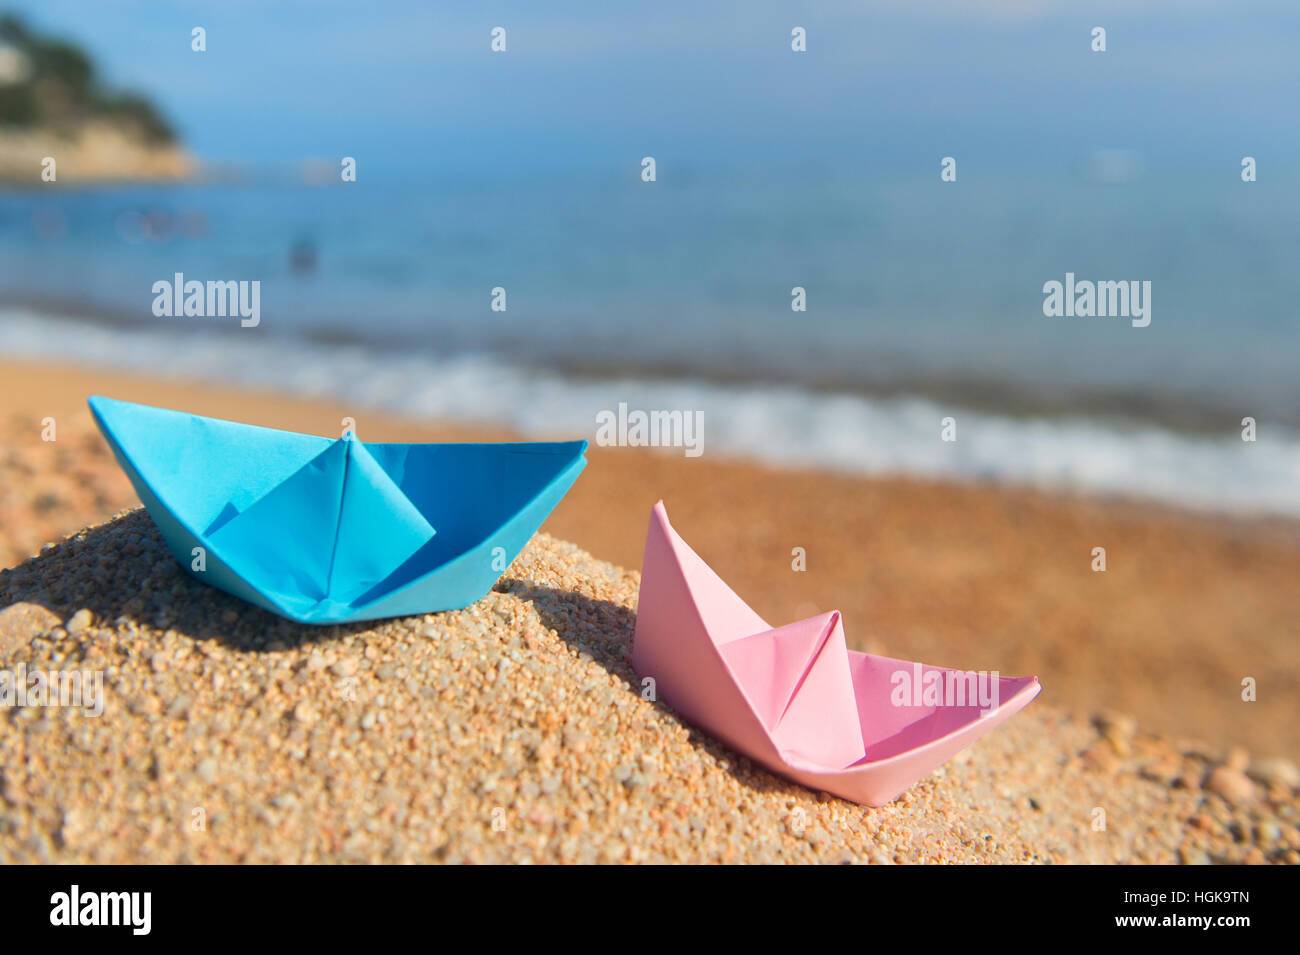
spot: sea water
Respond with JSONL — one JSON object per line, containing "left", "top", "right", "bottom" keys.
{"left": 1, "top": 168, "right": 1297, "bottom": 516}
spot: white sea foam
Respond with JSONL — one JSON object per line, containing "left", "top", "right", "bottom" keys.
{"left": 2, "top": 307, "right": 1297, "bottom": 518}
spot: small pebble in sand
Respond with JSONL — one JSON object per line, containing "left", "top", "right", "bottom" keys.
{"left": 1248, "top": 757, "right": 1300, "bottom": 791}
{"left": 1094, "top": 711, "right": 1137, "bottom": 757}
{"left": 1204, "top": 767, "right": 1255, "bottom": 805}
{"left": 0, "top": 601, "right": 61, "bottom": 652}
{"left": 65, "top": 608, "right": 94, "bottom": 635}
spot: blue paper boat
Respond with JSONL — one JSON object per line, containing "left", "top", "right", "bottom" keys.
{"left": 88, "top": 396, "right": 587, "bottom": 624}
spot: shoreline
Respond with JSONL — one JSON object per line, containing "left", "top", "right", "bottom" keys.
{"left": 5, "top": 297, "right": 1299, "bottom": 440}
{"left": 4, "top": 309, "right": 1300, "bottom": 521}
{"left": 2, "top": 357, "right": 1299, "bottom": 764}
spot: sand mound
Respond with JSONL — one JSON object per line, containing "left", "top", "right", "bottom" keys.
{"left": 0, "top": 511, "right": 1295, "bottom": 863}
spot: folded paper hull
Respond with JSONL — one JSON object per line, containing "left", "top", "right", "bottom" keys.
{"left": 89, "top": 396, "right": 587, "bottom": 624}
{"left": 631, "top": 501, "right": 1041, "bottom": 807}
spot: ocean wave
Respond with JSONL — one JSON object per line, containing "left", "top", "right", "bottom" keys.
{"left": 3, "top": 307, "right": 1297, "bottom": 518}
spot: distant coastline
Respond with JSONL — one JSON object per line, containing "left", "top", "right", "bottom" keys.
{"left": 0, "top": 14, "right": 193, "bottom": 185}
{"left": 0, "top": 121, "right": 193, "bottom": 185}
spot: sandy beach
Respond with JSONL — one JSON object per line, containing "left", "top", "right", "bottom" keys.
{"left": 2, "top": 357, "right": 1298, "bottom": 863}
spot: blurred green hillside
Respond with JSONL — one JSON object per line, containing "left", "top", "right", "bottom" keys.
{"left": 0, "top": 13, "right": 174, "bottom": 143}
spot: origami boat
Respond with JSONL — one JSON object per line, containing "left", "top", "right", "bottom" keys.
{"left": 631, "top": 502, "right": 1041, "bottom": 806}
{"left": 88, "top": 396, "right": 587, "bottom": 624}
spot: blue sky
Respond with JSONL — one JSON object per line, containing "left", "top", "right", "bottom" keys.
{"left": 7, "top": 1, "right": 1300, "bottom": 178}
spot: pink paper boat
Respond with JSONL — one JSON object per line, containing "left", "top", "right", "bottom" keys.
{"left": 631, "top": 502, "right": 1041, "bottom": 806}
